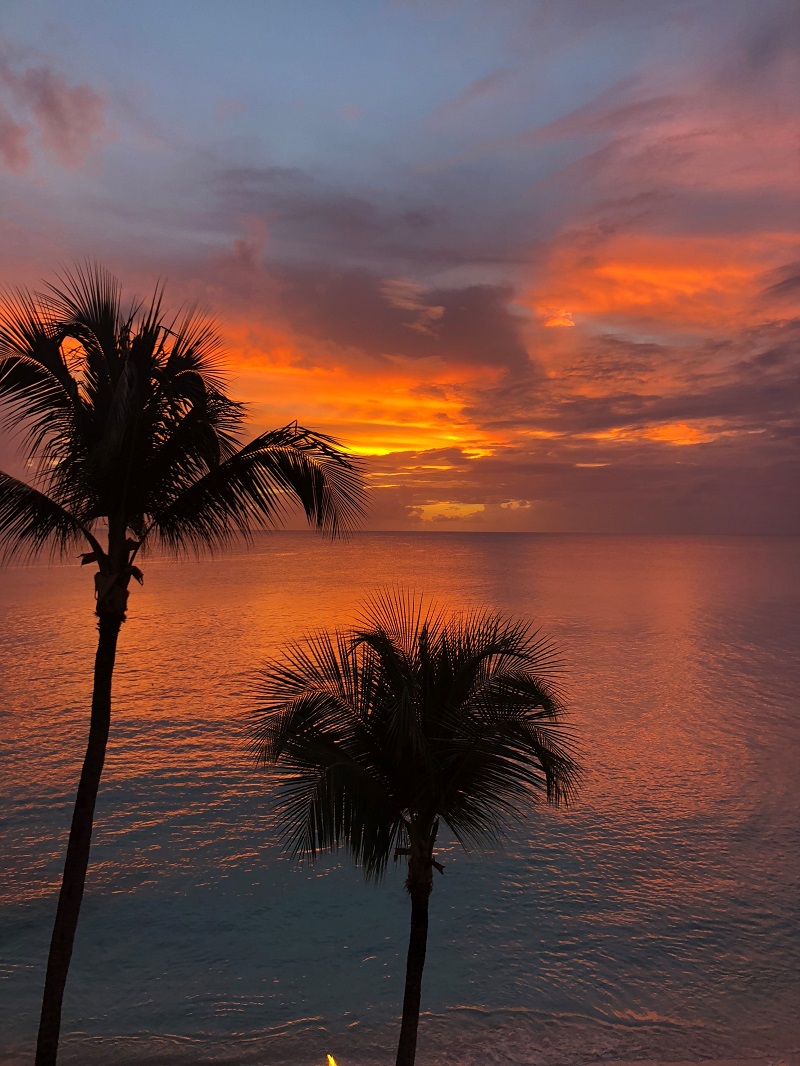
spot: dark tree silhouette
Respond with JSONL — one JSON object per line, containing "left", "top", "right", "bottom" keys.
{"left": 0, "top": 264, "right": 367, "bottom": 1066}
{"left": 250, "top": 590, "right": 581, "bottom": 1066}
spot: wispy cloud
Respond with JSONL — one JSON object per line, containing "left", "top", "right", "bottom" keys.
{"left": 0, "top": 42, "right": 108, "bottom": 169}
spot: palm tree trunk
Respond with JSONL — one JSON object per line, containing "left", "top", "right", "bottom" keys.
{"left": 35, "top": 612, "right": 122, "bottom": 1066}
{"left": 395, "top": 885, "right": 430, "bottom": 1066}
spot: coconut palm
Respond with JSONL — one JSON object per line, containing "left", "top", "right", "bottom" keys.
{"left": 250, "top": 590, "right": 581, "bottom": 1066}
{"left": 0, "top": 263, "right": 367, "bottom": 1066}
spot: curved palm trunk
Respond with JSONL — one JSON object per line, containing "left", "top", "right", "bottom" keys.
{"left": 396, "top": 846, "right": 433, "bottom": 1066}
{"left": 35, "top": 611, "right": 122, "bottom": 1066}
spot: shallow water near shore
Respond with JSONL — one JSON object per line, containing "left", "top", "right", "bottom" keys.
{"left": 1, "top": 533, "right": 799, "bottom": 1065}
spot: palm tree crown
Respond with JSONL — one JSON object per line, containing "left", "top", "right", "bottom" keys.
{"left": 252, "top": 589, "right": 580, "bottom": 875}
{"left": 0, "top": 262, "right": 365, "bottom": 579}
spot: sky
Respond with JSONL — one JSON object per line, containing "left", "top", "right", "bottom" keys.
{"left": 1, "top": 0, "right": 798, "bottom": 533}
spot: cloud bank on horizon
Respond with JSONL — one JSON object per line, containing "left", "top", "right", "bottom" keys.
{"left": 1, "top": 0, "right": 798, "bottom": 532}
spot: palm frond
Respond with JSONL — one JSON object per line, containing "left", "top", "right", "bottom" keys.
{"left": 357, "top": 587, "right": 445, "bottom": 654}
{"left": 162, "top": 305, "right": 232, "bottom": 398}
{"left": 0, "top": 470, "right": 100, "bottom": 563}
{"left": 44, "top": 262, "right": 124, "bottom": 389}
{"left": 275, "top": 755, "right": 404, "bottom": 879}
{"left": 0, "top": 288, "right": 82, "bottom": 460}
{"left": 146, "top": 422, "right": 367, "bottom": 552}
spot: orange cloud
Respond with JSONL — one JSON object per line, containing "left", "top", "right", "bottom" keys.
{"left": 541, "top": 308, "right": 575, "bottom": 328}
{"left": 411, "top": 501, "right": 486, "bottom": 522}
{"left": 586, "top": 422, "right": 719, "bottom": 446}
{"left": 219, "top": 316, "right": 504, "bottom": 459}
{"left": 529, "top": 232, "right": 794, "bottom": 335}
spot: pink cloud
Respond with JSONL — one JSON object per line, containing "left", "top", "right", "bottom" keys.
{"left": 0, "top": 105, "right": 28, "bottom": 170}
{"left": 0, "top": 50, "right": 107, "bottom": 169}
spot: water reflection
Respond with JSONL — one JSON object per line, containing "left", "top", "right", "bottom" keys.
{"left": 1, "top": 534, "right": 798, "bottom": 1064}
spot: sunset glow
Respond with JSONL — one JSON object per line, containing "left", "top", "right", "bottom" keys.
{"left": 0, "top": 1, "right": 797, "bottom": 533}
{"left": 1, "top": 7, "right": 799, "bottom": 1063}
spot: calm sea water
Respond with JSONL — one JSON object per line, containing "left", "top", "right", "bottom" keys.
{"left": 1, "top": 534, "right": 798, "bottom": 1066}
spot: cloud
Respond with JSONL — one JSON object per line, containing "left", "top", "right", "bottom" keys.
{"left": 468, "top": 317, "right": 800, "bottom": 439}
{"left": 0, "top": 45, "right": 108, "bottom": 169}
{"left": 0, "top": 105, "right": 28, "bottom": 170}
{"left": 380, "top": 278, "right": 445, "bottom": 335}
{"left": 271, "top": 263, "right": 532, "bottom": 371}
{"left": 213, "top": 165, "right": 453, "bottom": 270}
{"left": 732, "top": 0, "right": 800, "bottom": 74}
{"left": 762, "top": 261, "right": 800, "bottom": 303}
{"left": 364, "top": 428, "right": 800, "bottom": 534}
{"left": 427, "top": 67, "right": 513, "bottom": 127}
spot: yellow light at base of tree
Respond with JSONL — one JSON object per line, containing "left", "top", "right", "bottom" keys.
{"left": 327, "top": 1056, "right": 337, "bottom": 1066}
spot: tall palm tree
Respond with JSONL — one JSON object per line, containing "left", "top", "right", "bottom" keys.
{"left": 0, "top": 264, "right": 367, "bottom": 1066}
{"left": 250, "top": 590, "right": 581, "bottom": 1066}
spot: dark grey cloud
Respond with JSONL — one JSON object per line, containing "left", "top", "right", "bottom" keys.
{"left": 273, "top": 263, "right": 533, "bottom": 371}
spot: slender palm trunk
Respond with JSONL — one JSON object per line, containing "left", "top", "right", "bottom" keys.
{"left": 395, "top": 881, "right": 431, "bottom": 1066}
{"left": 35, "top": 612, "right": 122, "bottom": 1066}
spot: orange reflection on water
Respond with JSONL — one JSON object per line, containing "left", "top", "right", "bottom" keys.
{"left": 3, "top": 533, "right": 795, "bottom": 919}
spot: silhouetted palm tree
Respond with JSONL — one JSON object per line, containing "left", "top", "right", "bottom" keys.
{"left": 0, "top": 264, "right": 367, "bottom": 1066}
{"left": 250, "top": 590, "right": 580, "bottom": 1066}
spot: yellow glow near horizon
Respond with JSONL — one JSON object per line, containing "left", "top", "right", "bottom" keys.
{"left": 413, "top": 501, "right": 486, "bottom": 521}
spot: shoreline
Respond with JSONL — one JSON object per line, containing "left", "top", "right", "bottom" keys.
{"left": 2, "top": 1050, "right": 799, "bottom": 1066}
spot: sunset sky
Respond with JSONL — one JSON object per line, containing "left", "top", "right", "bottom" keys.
{"left": 1, "top": 0, "right": 798, "bottom": 533}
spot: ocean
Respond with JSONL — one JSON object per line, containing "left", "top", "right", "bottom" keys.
{"left": 1, "top": 533, "right": 798, "bottom": 1065}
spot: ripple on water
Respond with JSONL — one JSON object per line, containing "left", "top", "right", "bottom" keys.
{"left": 1, "top": 534, "right": 799, "bottom": 1064}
